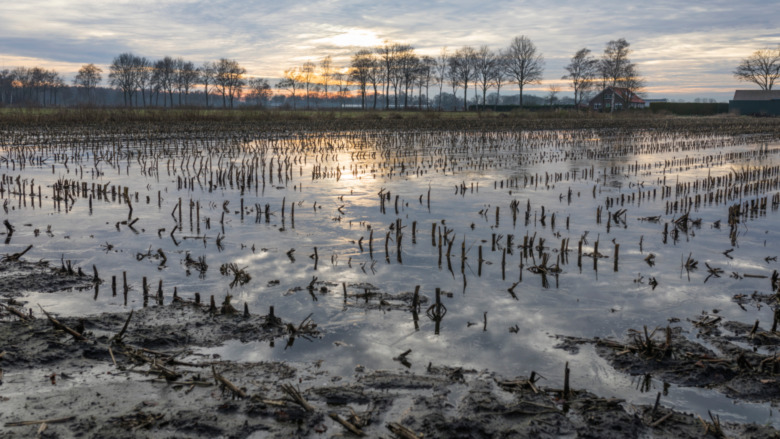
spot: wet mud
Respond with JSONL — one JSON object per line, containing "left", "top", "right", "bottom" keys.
{"left": 2, "top": 259, "right": 779, "bottom": 438}
{"left": 557, "top": 312, "right": 780, "bottom": 405}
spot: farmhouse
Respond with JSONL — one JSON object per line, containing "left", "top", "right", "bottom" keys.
{"left": 729, "top": 90, "right": 780, "bottom": 116}
{"left": 588, "top": 86, "right": 645, "bottom": 111}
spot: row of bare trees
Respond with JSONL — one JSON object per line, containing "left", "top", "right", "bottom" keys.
{"left": 339, "top": 36, "right": 546, "bottom": 111}
{"left": 335, "top": 36, "right": 645, "bottom": 111}
{"left": 17, "top": 37, "right": 779, "bottom": 110}
{"left": 0, "top": 37, "right": 642, "bottom": 111}
{"left": 107, "top": 54, "right": 252, "bottom": 108}
{"left": 0, "top": 67, "right": 65, "bottom": 106}
{"left": 278, "top": 56, "right": 352, "bottom": 109}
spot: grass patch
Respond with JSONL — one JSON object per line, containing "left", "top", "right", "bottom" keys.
{"left": 1, "top": 107, "right": 779, "bottom": 136}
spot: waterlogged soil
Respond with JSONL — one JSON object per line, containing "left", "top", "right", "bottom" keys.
{"left": 2, "top": 259, "right": 780, "bottom": 438}
{"left": 555, "top": 310, "right": 780, "bottom": 404}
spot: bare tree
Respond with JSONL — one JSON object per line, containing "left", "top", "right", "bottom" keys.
{"left": 30, "top": 67, "right": 45, "bottom": 105}
{"left": 180, "top": 61, "right": 199, "bottom": 106}
{"left": 0, "top": 69, "right": 14, "bottom": 105}
{"left": 734, "top": 47, "right": 780, "bottom": 90}
{"left": 109, "top": 53, "right": 140, "bottom": 106}
{"left": 154, "top": 57, "right": 176, "bottom": 107}
{"left": 397, "top": 46, "right": 419, "bottom": 108}
{"left": 333, "top": 71, "right": 349, "bottom": 107}
{"left": 562, "top": 48, "right": 598, "bottom": 108}
{"left": 350, "top": 49, "right": 375, "bottom": 109}
{"left": 30, "top": 68, "right": 62, "bottom": 106}
{"left": 174, "top": 58, "right": 198, "bottom": 106}
{"left": 14, "top": 67, "right": 34, "bottom": 104}
{"left": 435, "top": 47, "right": 449, "bottom": 110}
{"left": 134, "top": 57, "right": 151, "bottom": 107}
{"left": 50, "top": 72, "right": 65, "bottom": 106}
{"left": 448, "top": 60, "right": 461, "bottom": 110}
{"left": 150, "top": 63, "right": 164, "bottom": 106}
{"left": 247, "top": 78, "right": 272, "bottom": 107}
{"left": 200, "top": 62, "right": 217, "bottom": 108}
{"left": 546, "top": 83, "right": 560, "bottom": 106}
{"left": 506, "top": 36, "right": 544, "bottom": 107}
{"left": 368, "top": 56, "right": 382, "bottom": 109}
{"left": 279, "top": 67, "right": 304, "bottom": 109}
{"left": 74, "top": 64, "right": 102, "bottom": 105}
{"left": 301, "top": 61, "right": 316, "bottom": 109}
{"left": 320, "top": 55, "right": 333, "bottom": 104}
{"left": 417, "top": 55, "right": 435, "bottom": 109}
{"left": 449, "top": 46, "right": 477, "bottom": 111}
{"left": 29, "top": 67, "right": 57, "bottom": 106}
{"left": 214, "top": 58, "right": 246, "bottom": 108}
{"left": 474, "top": 45, "right": 498, "bottom": 108}
{"left": 377, "top": 42, "right": 395, "bottom": 109}
{"left": 620, "top": 62, "right": 645, "bottom": 103}
{"left": 599, "top": 39, "right": 643, "bottom": 111}
{"left": 491, "top": 49, "right": 509, "bottom": 110}
{"left": 388, "top": 44, "right": 414, "bottom": 108}
{"left": 600, "top": 39, "right": 630, "bottom": 87}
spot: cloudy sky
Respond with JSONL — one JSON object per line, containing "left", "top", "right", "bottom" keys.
{"left": 2, "top": 0, "right": 778, "bottom": 101}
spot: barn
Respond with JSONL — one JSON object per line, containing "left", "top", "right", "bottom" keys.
{"left": 729, "top": 90, "right": 780, "bottom": 116}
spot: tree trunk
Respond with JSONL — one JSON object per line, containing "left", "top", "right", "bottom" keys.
{"left": 463, "top": 80, "right": 468, "bottom": 111}
{"left": 519, "top": 83, "right": 524, "bottom": 107}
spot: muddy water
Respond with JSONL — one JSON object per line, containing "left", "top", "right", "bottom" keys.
{"left": 2, "top": 128, "right": 779, "bottom": 426}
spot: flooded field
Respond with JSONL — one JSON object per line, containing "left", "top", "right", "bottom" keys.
{"left": 2, "top": 118, "right": 780, "bottom": 431}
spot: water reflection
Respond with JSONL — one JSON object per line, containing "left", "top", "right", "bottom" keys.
{"left": 2, "top": 130, "right": 779, "bottom": 425}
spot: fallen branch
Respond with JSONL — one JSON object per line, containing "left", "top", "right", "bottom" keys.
{"left": 280, "top": 383, "right": 315, "bottom": 412}
{"left": 150, "top": 358, "right": 180, "bottom": 381}
{"left": 5, "top": 416, "right": 76, "bottom": 427}
{"left": 650, "top": 412, "right": 673, "bottom": 428}
{"left": 2, "top": 244, "right": 32, "bottom": 262}
{"left": 212, "top": 365, "right": 247, "bottom": 399}
{"left": 1, "top": 303, "right": 29, "bottom": 321}
{"left": 329, "top": 412, "right": 364, "bottom": 436}
{"left": 387, "top": 421, "right": 421, "bottom": 439}
{"left": 38, "top": 305, "right": 86, "bottom": 341}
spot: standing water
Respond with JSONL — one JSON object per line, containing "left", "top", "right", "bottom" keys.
{"left": 2, "top": 125, "right": 779, "bottom": 426}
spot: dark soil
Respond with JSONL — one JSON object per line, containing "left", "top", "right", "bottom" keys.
{"left": 2, "top": 259, "right": 779, "bottom": 438}
{"left": 557, "top": 312, "right": 780, "bottom": 405}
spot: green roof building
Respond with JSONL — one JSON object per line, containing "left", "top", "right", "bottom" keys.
{"left": 729, "top": 90, "right": 780, "bottom": 116}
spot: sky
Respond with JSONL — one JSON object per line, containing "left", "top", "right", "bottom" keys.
{"left": 2, "top": 0, "right": 779, "bottom": 102}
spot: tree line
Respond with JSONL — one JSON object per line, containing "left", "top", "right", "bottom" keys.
{"left": 104, "top": 54, "right": 270, "bottom": 108}
{"left": 0, "top": 66, "right": 66, "bottom": 106}
{"left": 1, "top": 37, "right": 776, "bottom": 110}
{"left": 0, "top": 35, "right": 644, "bottom": 110}
{"left": 337, "top": 36, "right": 643, "bottom": 111}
